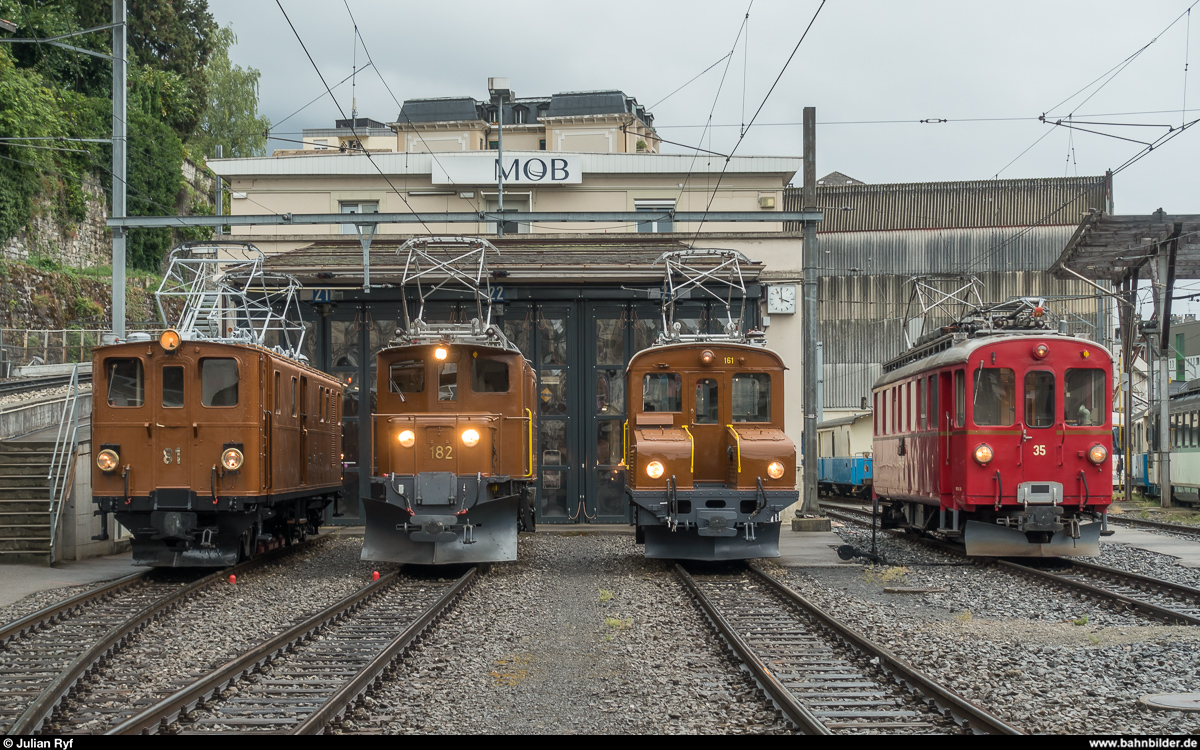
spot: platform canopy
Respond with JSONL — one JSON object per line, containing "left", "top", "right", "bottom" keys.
{"left": 1050, "top": 209, "right": 1200, "bottom": 284}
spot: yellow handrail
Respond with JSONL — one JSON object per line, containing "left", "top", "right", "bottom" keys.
{"left": 681, "top": 424, "right": 694, "bottom": 473}
{"left": 524, "top": 408, "right": 534, "bottom": 478}
{"left": 623, "top": 419, "right": 629, "bottom": 467}
{"left": 726, "top": 425, "right": 742, "bottom": 474}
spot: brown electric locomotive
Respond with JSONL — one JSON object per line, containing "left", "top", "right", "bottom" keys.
{"left": 625, "top": 250, "right": 798, "bottom": 560}
{"left": 362, "top": 237, "right": 537, "bottom": 565}
{"left": 92, "top": 243, "right": 343, "bottom": 566}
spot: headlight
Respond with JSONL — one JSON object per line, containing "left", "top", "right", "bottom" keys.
{"left": 96, "top": 449, "right": 119, "bottom": 472}
{"left": 646, "top": 460, "right": 664, "bottom": 479}
{"left": 398, "top": 430, "right": 416, "bottom": 447}
{"left": 159, "top": 329, "right": 181, "bottom": 351}
{"left": 434, "top": 347, "right": 448, "bottom": 361}
{"left": 462, "top": 428, "right": 480, "bottom": 447}
{"left": 974, "top": 443, "right": 994, "bottom": 465}
{"left": 1088, "top": 444, "right": 1107, "bottom": 465}
{"left": 1032, "top": 343, "right": 1050, "bottom": 359}
{"left": 767, "top": 461, "right": 785, "bottom": 479}
{"left": 221, "top": 448, "right": 244, "bottom": 471}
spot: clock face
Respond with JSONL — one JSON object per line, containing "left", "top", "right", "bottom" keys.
{"left": 768, "top": 285, "right": 796, "bottom": 314}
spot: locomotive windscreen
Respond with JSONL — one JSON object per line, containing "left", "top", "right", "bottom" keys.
{"left": 201, "top": 358, "right": 239, "bottom": 407}
{"left": 1065, "top": 368, "right": 1106, "bottom": 426}
{"left": 732, "top": 373, "right": 770, "bottom": 422}
{"left": 106, "top": 358, "right": 144, "bottom": 407}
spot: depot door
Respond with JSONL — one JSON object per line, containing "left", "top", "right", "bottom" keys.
{"left": 587, "top": 304, "right": 630, "bottom": 523}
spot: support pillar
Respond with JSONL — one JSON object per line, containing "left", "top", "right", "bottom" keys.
{"left": 800, "top": 106, "right": 820, "bottom": 518}
{"left": 111, "top": 0, "right": 127, "bottom": 339}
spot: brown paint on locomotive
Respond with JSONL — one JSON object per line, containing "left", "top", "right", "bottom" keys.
{"left": 362, "top": 342, "right": 537, "bottom": 565}
{"left": 92, "top": 337, "right": 343, "bottom": 566}
{"left": 626, "top": 342, "right": 797, "bottom": 560}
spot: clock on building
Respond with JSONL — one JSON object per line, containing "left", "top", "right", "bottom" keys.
{"left": 767, "top": 284, "right": 797, "bottom": 314}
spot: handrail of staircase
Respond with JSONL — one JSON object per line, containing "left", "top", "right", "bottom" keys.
{"left": 47, "top": 363, "right": 82, "bottom": 565}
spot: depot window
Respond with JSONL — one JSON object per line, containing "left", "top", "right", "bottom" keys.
{"left": 1064, "top": 369, "right": 1106, "bottom": 427}
{"left": 472, "top": 358, "right": 510, "bottom": 393}
{"left": 389, "top": 359, "right": 425, "bottom": 396}
{"left": 105, "top": 357, "right": 144, "bottom": 407}
{"left": 973, "top": 368, "right": 1015, "bottom": 427}
{"left": 642, "top": 373, "right": 682, "bottom": 412}
{"left": 201, "top": 358, "right": 239, "bottom": 407}
{"left": 732, "top": 373, "right": 771, "bottom": 422}
{"left": 1024, "top": 371, "right": 1056, "bottom": 429}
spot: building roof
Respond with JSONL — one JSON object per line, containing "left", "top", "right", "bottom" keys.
{"left": 786, "top": 175, "right": 1109, "bottom": 233}
{"left": 1050, "top": 210, "right": 1200, "bottom": 283}
{"left": 817, "top": 171, "right": 864, "bottom": 186}
{"left": 261, "top": 236, "right": 764, "bottom": 286}
{"left": 394, "top": 88, "right": 652, "bottom": 128}
{"left": 397, "top": 97, "right": 482, "bottom": 124}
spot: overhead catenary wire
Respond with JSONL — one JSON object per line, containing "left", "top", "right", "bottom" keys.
{"left": 275, "top": 0, "right": 434, "bottom": 235}
{"left": 688, "top": 0, "right": 827, "bottom": 245}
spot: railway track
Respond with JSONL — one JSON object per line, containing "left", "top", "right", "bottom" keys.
{"left": 676, "top": 563, "right": 1021, "bottom": 735}
{"left": 0, "top": 537, "right": 327, "bottom": 736}
{"left": 103, "top": 566, "right": 478, "bottom": 735}
{"left": 822, "top": 505, "right": 1200, "bottom": 626}
{"left": 0, "top": 372, "right": 92, "bottom": 398}
{"left": 1107, "top": 514, "right": 1200, "bottom": 539}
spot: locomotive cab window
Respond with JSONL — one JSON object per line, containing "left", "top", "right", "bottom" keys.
{"left": 1024, "top": 371, "right": 1055, "bottom": 428}
{"left": 973, "top": 368, "right": 1015, "bottom": 427}
{"left": 732, "top": 373, "right": 771, "bottom": 422}
{"left": 695, "top": 378, "right": 719, "bottom": 423}
{"left": 105, "top": 358, "right": 145, "bottom": 407}
{"left": 472, "top": 358, "right": 510, "bottom": 393}
{"left": 389, "top": 360, "right": 425, "bottom": 396}
{"left": 162, "top": 366, "right": 184, "bottom": 408}
{"left": 1065, "top": 369, "right": 1105, "bottom": 426}
{"left": 201, "top": 358, "right": 239, "bottom": 407}
{"left": 643, "top": 373, "right": 682, "bottom": 412}
{"left": 438, "top": 363, "right": 458, "bottom": 402}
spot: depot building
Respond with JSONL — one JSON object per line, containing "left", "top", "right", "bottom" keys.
{"left": 207, "top": 83, "right": 806, "bottom": 528}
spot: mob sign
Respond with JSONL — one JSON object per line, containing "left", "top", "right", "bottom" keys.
{"left": 432, "top": 154, "right": 583, "bottom": 185}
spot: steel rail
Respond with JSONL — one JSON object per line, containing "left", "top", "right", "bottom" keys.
{"left": 106, "top": 567, "right": 403, "bottom": 735}
{"left": 9, "top": 535, "right": 331, "bottom": 735}
{"left": 292, "top": 566, "right": 478, "bottom": 735}
{"left": 825, "top": 506, "right": 1200, "bottom": 626}
{"left": 1108, "top": 514, "right": 1200, "bottom": 538}
{"left": 747, "top": 564, "right": 1023, "bottom": 735}
{"left": 108, "top": 566, "right": 476, "bottom": 735}
{"left": 674, "top": 564, "right": 830, "bottom": 735}
{"left": 998, "top": 559, "right": 1200, "bottom": 626}
{"left": 0, "top": 372, "right": 92, "bottom": 397}
{"left": 0, "top": 571, "right": 146, "bottom": 647}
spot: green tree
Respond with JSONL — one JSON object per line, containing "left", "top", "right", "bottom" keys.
{"left": 191, "top": 26, "right": 270, "bottom": 160}
{"left": 127, "top": 0, "right": 219, "bottom": 139}
{"left": 126, "top": 109, "right": 183, "bottom": 271}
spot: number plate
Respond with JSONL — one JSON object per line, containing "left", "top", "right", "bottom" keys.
{"left": 430, "top": 445, "right": 454, "bottom": 460}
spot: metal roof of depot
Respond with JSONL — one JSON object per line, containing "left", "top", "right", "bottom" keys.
{"left": 1050, "top": 210, "right": 1200, "bottom": 283}
{"left": 261, "top": 237, "right": 765, "bottom": 286}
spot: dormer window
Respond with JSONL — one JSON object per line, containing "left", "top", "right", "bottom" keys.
{"left": 514, "top": 107, "right": 527, "bottom": 125}
{"left": 488, "top": 107, "right": 499, "bottom": 124}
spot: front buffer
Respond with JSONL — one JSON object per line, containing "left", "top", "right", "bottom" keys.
{"left": 629, "top": 486, "right": 792, "bottom": 561}
{"left": 363, "top": 472, "right": 520, "bottom": 564}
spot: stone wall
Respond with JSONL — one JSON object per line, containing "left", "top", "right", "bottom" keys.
{"left": 1, "top": 173, "right": 109, "bottom": 268}
{"left": 1, "top": 160, "right": 216, "bottom": 271}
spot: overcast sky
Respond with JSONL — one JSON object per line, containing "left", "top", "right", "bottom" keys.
{"left": 208, "top": 0, "right": 1200, "bottom": 315}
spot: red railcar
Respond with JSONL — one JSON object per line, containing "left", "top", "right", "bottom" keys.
{"left": 871, "top": 331, "right": 1112, "bottom": 556}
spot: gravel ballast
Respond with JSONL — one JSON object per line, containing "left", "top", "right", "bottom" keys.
{"left": 760, "top": 522, "right": 1200, "bottom": 734}
{"left": 355, "top": 532, "right": 789, "bottom": 735}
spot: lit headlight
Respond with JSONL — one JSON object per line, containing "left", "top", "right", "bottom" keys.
{"left": 974, "top": 443, "right": 994, "bottom": 465}
{"left": 646, "top": 460, "right": 664, "bottom": 479}
{"left": 462, "top": 429, "right": 480, "bottom": 447}
{"left": 434, "top": 347, "right": 448, "bottom": 361}
{"left": 96, "top": 449, "right": 119, "bottom": 472}
{"left": 398, "top": 430, "right": 416, "bottom": 447}
{"left": 221, "top": 448, "right": 244, "bottom": 471}
{"left": 159, "top": 329, "right": 181, "bottom": 351}
{"left": 1088, "top": 444, "right": 1108, "bottom": 465}
{"left": 767, "top": 461, "right": 785, "bottom": 479}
